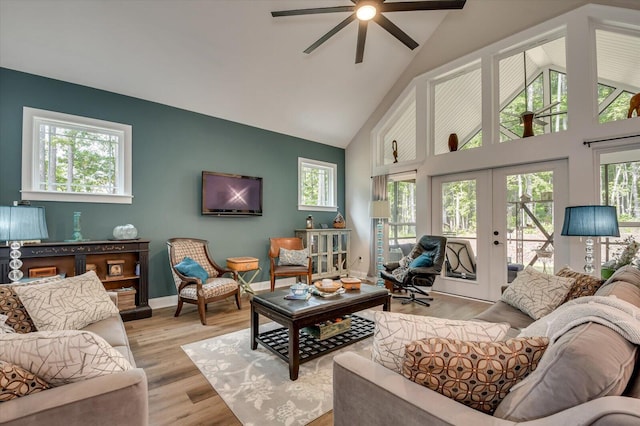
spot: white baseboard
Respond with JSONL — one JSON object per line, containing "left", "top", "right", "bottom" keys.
{"left": 148, "top": 279, "right": 296, "bottom": 310}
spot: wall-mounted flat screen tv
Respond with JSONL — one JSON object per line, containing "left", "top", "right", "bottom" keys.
{"left": 201, "top": 171, "right": 263, "bottom": 216}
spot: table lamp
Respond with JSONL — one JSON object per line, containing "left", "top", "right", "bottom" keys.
{"left": 370, "top": 200, "right": 390, "bottom": 287}
{"left": 0, "top": 205, "right": 49, "bottom": 282}
{"left": 561, "top": 205, "right": 619, "bottom": 274}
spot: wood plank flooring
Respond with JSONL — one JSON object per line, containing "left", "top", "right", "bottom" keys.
{"left": 125, "top": 289, "right": 490, "bottom": 426}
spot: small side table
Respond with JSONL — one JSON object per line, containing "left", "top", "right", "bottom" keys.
{"left": 226, "top": 257, "right": 261, "bottom": 294}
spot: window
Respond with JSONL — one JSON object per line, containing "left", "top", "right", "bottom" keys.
{"left": 22, "top": 107, "right": 132, "bottom": 204}
{"left": 498, "top": 36, "right": 567, "bottom": 141}
{"left": 373, "top": 88, "right": 417, "bottom": 170}
{"left": 596, "top": 28, "right": 640, "bottom": 124}
{"left": 298, "top": 157, "right": 337, "bottom": 211}
{"left": 433, "top": 63, "right": 482, "bottom": 154}
{"left": 385, "top": 173, "right": 416, "bottom": 262}
{"left": 600, "top": 150, "right": 640, "bottom": 264}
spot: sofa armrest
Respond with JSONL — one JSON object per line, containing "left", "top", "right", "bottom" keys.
{"left": 333, "top": 352, "right": 513, "bottom": 426}
{"left": 0, "top": 368, "right": 148, "bottom": 426}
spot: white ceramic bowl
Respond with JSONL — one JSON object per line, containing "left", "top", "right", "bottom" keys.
{"left": 290, "top": 283, "right": 309, "bottom": 296}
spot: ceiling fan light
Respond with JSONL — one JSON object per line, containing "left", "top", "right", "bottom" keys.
{"left": 356, "top": 3, "right": 377, "bottom": 21}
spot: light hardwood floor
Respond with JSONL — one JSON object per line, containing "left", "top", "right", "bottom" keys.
{"left": 125, "top": 289, "right": 491, "bottom": 426}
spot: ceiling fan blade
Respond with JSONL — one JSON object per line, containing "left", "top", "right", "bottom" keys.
{"left": 533, "top": 101, "right": 561, "bottom": 115}
{"left": 381, "top": 0, "right": 466, "bottom": 13}
{"left": 536, "top": 110, "right": 567, "bottom": 118}
{"left": 534, "top": 118, "right": 549, "bottom": 126}
{"left": 355, "top": 20, "right": 369, "bottom": 64}
{"left": 272, "top": 6, "right": 354, "bottom": 17}
{"left": 304, "top": 14, "right": 357, "bottom": 54}
{"left": 373, "top": 14, "right": 419, "bottom": 50}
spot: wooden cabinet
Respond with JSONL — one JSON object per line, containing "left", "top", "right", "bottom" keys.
{"left": 295, "top": 229, "right": 351, "bottom": 280}
{"left": 0, "top": 240, "right": 151, "bottom": 321}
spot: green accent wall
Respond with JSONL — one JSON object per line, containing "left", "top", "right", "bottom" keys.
{"left": 0, "top": 68, "right": 345, "bottom": 298}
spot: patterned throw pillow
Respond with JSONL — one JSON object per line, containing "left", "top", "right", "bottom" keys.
{"left": 278, "top": 248, "right": 309, "bottom": 266}
{"left": 402, "top": 337, "right": 549, "bottom": 414}
{"left": 0, "top": 330, "right": 132, "bottom": 387}
{"left": 501, "top": 266, "right": 574, "bottom": 320}
{"left": 372, "top": 311, "right": 510, "bottom": 373}
{"left": 0, "top": 360, "right": 50, "bottom": 401}
{"left": 0, "top": 314, "right": 16, "bottom": 334}
{"left": 0, "top": 276, "right": 65, "bottom": 334}
{"left": 556, "top": 266, "right": 605, "bottom": 302}
{"left": 13, "top": 271, "right": 119, "bottom": 331}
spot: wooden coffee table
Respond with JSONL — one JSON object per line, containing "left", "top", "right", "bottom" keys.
{"left": 250, "top": 284, "right": 390, "bottom": 380}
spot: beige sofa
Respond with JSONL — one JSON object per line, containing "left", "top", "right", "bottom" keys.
{"left": 334, "top": 267, "right": 640, "bottom": 425}
{"left": 0, "top": 285, "right": 148, "bottom": 425}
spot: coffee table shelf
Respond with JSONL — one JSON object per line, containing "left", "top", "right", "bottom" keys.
{"left": 256, "top": 315, "right": 374, "bottom": 364}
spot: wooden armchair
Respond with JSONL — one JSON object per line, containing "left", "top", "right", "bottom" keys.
{"left": 167, "top": 238, "right": 241, "bottom": 325}
{"left": 268, "top": 237, "right": 313, "bottom": 292}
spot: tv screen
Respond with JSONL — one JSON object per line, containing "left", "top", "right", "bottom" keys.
{"left": 202, "top": 171, "right": 263, "bottom": 216}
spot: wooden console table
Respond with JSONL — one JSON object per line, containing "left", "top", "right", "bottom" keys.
{"left": 0, "top": 240, "right": 152, "bottom": 321}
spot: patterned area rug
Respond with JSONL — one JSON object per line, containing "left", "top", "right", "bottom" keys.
{"left": 182, "top": 322, "right": 372, "bottom": 426}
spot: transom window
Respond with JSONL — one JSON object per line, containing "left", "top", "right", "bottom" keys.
{"left": 22, "top": 107, "right": 132, "bottom": 204}
{"left": 298, "top": 157, "right": 337, "bottom": 211}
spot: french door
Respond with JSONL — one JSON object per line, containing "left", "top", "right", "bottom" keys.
{"left": 432, "top": 160, "right": 567, "bottom": 301}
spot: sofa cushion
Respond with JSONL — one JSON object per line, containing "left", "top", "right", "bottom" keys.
{"left": 0, "top": 329, "right": 132, "bottom": 387}
{"left": 372, "top": 311, "right": 510, "bottom": 373}
{"left": 556, "top": 265, "right": 605, "bottom": 302}
{"left": 501, "top": 266, "right": 574, "bottom": 320}
{"left": 472, "top": 300, "right": 534, "bottom": 332}
{"left": 13, "top": 271, "right": 119, "bottom": 331}
{"left": 0, "top": 360, "right": 50, "bottom": 401}
{"left": 82, "top": 315, "right": 136, "bottom": 367}
{"left": 495, "top": 322, "right": 637, "bottom": 421}
{"left": 402, "top": 337, "right": 548, "bottom": 414}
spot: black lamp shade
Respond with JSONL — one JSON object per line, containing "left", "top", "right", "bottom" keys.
{"left": 561, "top": 205, "right": 620, "bottom": 237}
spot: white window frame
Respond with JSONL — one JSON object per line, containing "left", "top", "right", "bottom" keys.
{"left": 21, "top": 107, "right": 133, "bottom": 204}
{"left": 298, "top": 157, "right": 337, "bottom": 212}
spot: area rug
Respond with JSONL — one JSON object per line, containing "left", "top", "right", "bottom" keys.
{"left": 182, "top": 321, "right": 372, "bottom": 426}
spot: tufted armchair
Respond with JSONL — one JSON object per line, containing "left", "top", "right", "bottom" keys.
{"left": 167, "top": 238, "right": 241, "bottom": 325}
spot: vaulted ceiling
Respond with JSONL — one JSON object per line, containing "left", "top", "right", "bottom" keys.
{"left": 0, "top": 0, "right": 462, "bottom": 148}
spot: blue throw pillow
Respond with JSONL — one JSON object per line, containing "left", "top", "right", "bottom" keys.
{"left": 409, "top": 253, "right": 434, "bottom": 268}
{"left": 174, "top": 257, "right": 209, "bottom": 283}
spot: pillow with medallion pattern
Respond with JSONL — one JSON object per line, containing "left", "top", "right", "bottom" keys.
{"left": 402, "top": 337, "right": 549, "bottom": 414}
{"left": 0, "top": 360, "right": 50, "bottom": 401}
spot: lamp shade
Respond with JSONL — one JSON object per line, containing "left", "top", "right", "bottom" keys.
{"left": 0, "top": 206, "right": 49, "bottom": 241}
{"left": 370, "top": 200, "right": 390, "bottom": 219}
{"left": 561, "top": 205, "right": 620, "bottom": 237}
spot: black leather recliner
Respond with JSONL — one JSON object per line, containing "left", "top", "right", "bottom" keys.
{"left": 381, "top": 235, "right": 447, "bottom": 307}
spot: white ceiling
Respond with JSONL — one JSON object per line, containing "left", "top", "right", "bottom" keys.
{"left": 0, "top": 0, "right": 459, "bottom": 148}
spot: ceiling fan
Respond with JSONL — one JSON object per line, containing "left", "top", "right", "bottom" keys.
{"left": 271, "top": 0, "right": 467, "bottom": 64}
{"left": 504, "top": 52, "right": 566, "bottom": 138}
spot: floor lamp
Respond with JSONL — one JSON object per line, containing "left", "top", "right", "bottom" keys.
{"left": 561, "top": 205, "right": 619, "bottom": 274}
{"left": 0, "top": 205, "right": 49, "bottom": 282}
{"left": 371, "top": 200, "right": 390, "bottom": 287}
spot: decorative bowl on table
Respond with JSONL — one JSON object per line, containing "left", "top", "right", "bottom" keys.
{"left": 340, "top": 277, "right": 361, "bottom": 290}
{"left": 314, "top": 280, "right": 343, "bottom": 293}
{"left": 289, "top": 283, "right": 310, "bottom": 297}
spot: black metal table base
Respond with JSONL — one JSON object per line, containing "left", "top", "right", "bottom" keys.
{"left": 256, "top": 315, "right": 374, "bottom": 364}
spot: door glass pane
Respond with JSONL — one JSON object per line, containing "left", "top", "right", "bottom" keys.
{"left": 442, "top": 179, "right": 477, "bottom": 280}
{"left": 506, "top": 171, "right": 555, "bottom": 273}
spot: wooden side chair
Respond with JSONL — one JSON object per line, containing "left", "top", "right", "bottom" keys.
{"left": 167, "top": 237, "right": 241, "bottom": 325}
{"left": 268, "top": 237, "right": 313, "bottom": 292}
